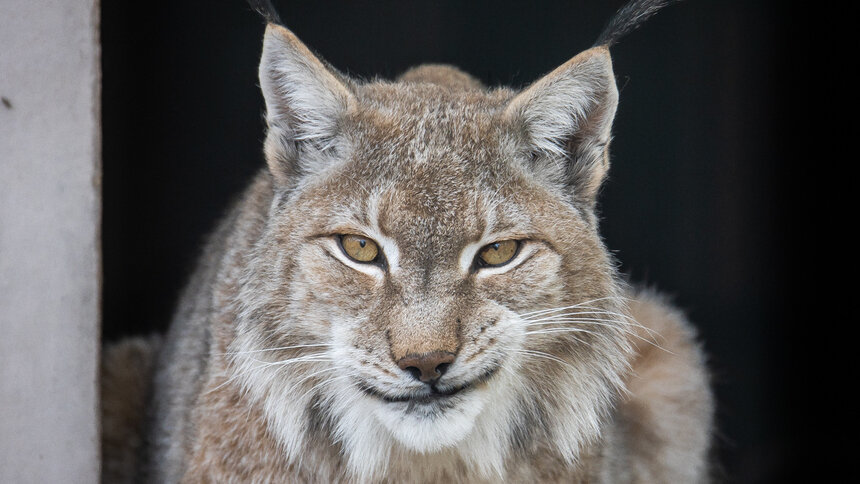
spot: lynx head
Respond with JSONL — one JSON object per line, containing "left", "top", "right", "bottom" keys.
{"left": 229, "top": 21, "right": 631, "bottom": 480}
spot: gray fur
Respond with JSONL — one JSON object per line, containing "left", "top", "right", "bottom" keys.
{"left": 118, "top": 8, "right": 715, "bottom": 483}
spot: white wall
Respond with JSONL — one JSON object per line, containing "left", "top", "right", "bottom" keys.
{"left": 0, "top": 0, "right": 101, "bottom": 481}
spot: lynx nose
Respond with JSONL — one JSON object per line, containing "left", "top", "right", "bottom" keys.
{"left": 397, "top": 351, "right": 456, "bottom": 384}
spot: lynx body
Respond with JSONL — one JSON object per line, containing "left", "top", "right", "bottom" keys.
{"left": 105, "top": 2, "right": 714, "bottom": 482}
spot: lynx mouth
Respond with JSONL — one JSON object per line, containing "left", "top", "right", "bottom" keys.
{"left": 358, "top": 366, "right": 500, "bottom": 405}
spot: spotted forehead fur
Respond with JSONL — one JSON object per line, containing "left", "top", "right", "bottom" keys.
{"left": 344, "top": 82, "right": 522, "bottom": 188}
{"left": 303, "top": 80, "right": 553, "bottom": 249}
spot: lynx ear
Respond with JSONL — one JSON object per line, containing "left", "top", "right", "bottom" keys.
{"left": 259, "top": 24, "right": 355, "bottom": 185}
{"left": 505, "top": 47, "right": 618, "bottom": 203}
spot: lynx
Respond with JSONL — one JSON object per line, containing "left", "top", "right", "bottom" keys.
{"left": 101, "top": 0, "right": 713, "bottom": 482}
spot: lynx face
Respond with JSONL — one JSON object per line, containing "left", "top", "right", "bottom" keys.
{"left": 228, "top": 25, "right": 632, "bottom": 480}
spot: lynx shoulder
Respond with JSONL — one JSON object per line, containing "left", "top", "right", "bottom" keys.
{"left": 103, "top": 1, "right": 713, "bottom": 482}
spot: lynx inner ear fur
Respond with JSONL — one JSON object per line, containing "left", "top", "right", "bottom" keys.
{"left": 505, "top": 47, "right": 618, "bottom": 203}
{"left": 259, "top": 24, "right": 355, "bottom": 184}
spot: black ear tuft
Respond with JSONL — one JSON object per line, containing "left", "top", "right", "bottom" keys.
{"left": 247, "top": 0, "right": 283, "bottom": 25}
{"left": 594, "top": 0, "right": 682, "bottom": 48}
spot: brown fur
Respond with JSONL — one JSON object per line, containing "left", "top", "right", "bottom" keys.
{"left": 601, "top": 289, "right": 714, "bottom": 482}
{"left": 99, "top": 16, "right": 713, "bottom": 484}
{"left": 102, "top": 289, "right": 712, "bottom": 482}
{"left": 398, "top": 64, "right": 486, "bottom": 91}
{"left": 100, "top": 335, "right": 161, "bottom": 484}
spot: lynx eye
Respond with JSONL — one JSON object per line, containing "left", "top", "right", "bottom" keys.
{"left": 477, "top": 240, "right": 519, "bottom": 267}
{"left": 340, "top": 234, "right": 380, "bottom": 263}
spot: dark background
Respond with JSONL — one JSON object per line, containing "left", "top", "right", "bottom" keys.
{"left": 102, "top": 1, "right": 803, "bottom": 481}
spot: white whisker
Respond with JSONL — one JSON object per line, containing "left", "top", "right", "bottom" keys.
{"left": 511, "top": 348, "right": 579, "bottom": 368}
{"left": 525, "top": 318, "right": 672, "bottom": 354}
{"left": 244, "top": 353, "right": 334, "bottom": 368}
{"left": 524, "top": 307, "right": 662, "bottom": 340}
{"left": 516, "top": 296, "right": 629, "bottom": 319}
{"left": 218, "top": 343, "right": 333, "bottom": 357}
{"left": 205, "top": 352, "right": 334, "bottom": 396}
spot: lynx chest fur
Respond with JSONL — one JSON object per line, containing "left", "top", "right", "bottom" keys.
{"left": 106, "top": 1, "right": 715, "bottom": 482}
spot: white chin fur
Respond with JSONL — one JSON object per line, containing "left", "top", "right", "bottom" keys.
{"left": 371, "top": 391, "right": 486, "bottom": 452}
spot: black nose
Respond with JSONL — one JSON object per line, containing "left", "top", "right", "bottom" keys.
{"left": 397, "top": 351, "right": 455, "bottom": 383}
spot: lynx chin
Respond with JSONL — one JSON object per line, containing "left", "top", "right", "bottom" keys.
{"left": 101, "top": 0, "right": 714, "bottom": 482}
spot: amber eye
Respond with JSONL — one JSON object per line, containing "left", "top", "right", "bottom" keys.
{"left": 340, "top": 234, "right": 380, "bottom": 263}
{"left": 477, "top": 240, "right": 519, "bottom": 267}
